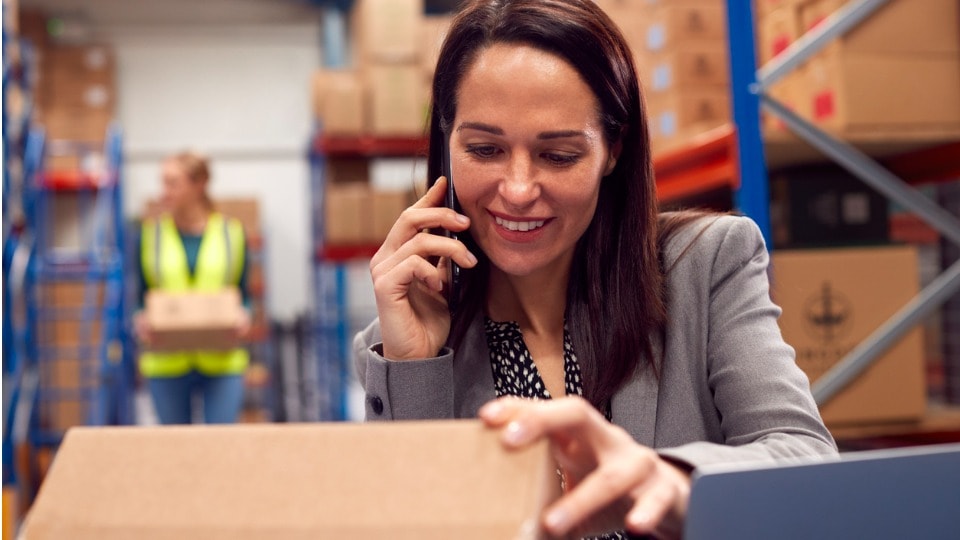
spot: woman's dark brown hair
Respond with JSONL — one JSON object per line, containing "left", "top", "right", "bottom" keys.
{"left": 427, "top": 0, "right": 687, "bottom": 409}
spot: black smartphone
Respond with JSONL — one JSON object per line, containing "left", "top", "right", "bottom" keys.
{"left": 442, "top": 133, "right": 462, "bottom": 313}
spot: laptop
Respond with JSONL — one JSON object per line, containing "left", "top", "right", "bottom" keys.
{"left": 684, "top": 443, "right": 960, "bottom": 540}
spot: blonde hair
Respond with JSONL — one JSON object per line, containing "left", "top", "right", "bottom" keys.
{"left": 169, "top": 150, "right": 214, "bottom": 211}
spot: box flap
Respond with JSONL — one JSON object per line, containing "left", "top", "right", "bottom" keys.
{"left": 23, "top": 420, "right": 558, "bottom": 539}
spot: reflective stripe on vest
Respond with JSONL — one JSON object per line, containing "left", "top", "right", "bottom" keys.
{"left": 140, "top": 213, "right": 249, "bottom": 378}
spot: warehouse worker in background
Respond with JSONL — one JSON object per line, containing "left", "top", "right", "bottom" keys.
{"left": 354, "top": 0, "right": 838, "bottom": 538}
{"left": 133, "top": 151, "right": 250, "bottom": 424}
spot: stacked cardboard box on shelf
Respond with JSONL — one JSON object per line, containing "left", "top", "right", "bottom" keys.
{"left": 34, "top": 281, "right": 106, "bottom": 432}
{"left": 756, "top": 0, "right": 960, "bottom": 140}
{"left": 20, "top": 10, "right": 117, "bottom": 175}
{"left": 311, "top": 0, "right": 433, "bottom": 247}
{"left": 596, "top": 0, "right": 731, "bottom": 155}
{"left": 772, "top": 245, "right": 927, "bottom": 425}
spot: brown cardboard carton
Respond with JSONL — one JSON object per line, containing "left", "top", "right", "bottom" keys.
{"left": 804, "top": 51, "right": 960, "bottom": 137}
{"left": 756, "top": 5, "right": 800, "bottom": 65}
{"left": 324, "top": 181, "right": 373, "bottom": 245}
{"left": 366, "top": 63, "right": 428, "bottom": 136}
{"left": 22, "top": 420, "right": 558, "bottom": 539}
{"left": 371, "top": 189, "right": 414, "bottom": 242}
{"left": 643, "top": 4, "right": 726, "bottom": 52}
{"left": 216, "top": 197, "right": 260, "bottom": 236}
{"left": 145, "top": 288, "right": 244, "bottom": 351}
{"left": 312, "top": 69, "right": 366, "bottom": 136}
{"left": 754, "top": 0, "right": 801, "bottom": 17}
{"left": 421, "top": 14, "right": 453, "bottom": 76}
{"left": 353, "top": 0, "right": 425, "bottom": 63}
{"left": 34, "top": 106, "right": 113, "bottom": 142}
{"left": 800, "top": 0, "right": 960, "bottom": 56}
{"left": 647, "top": 89, "right": 730, "bottom": 147}
{"left": 772, "top": 245, "right": 926, "bottom": 425}
{"left": 646, "top": 45, "right": 729, "bottom": 95}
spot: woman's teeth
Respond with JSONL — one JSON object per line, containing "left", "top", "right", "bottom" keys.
{"left": 495, "top": 216, "right": 546, "bottom": 232}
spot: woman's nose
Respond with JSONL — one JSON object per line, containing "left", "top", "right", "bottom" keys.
{"left": 498, "top": 155, "right": 540, "bottom": 209}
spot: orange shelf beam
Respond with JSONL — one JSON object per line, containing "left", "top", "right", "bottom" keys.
{"left": 883, "top": 141, "right": 960, "bottom": 185}
{"left": 653, "top": 124, "right": 739, "bottom": 204}
{"left": 317, "top": 244, "right": 381, "bottom": 262}
{"left": 314, "top": 135, "right": 429, "bottom": 158}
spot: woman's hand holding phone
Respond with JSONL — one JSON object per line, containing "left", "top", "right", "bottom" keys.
{"left": 370, "top": 177, "right": 477, "bottom": 360}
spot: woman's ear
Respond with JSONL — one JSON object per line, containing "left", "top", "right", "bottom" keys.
{"left": 604, "top": 136, "right": 623, "bottom": 176}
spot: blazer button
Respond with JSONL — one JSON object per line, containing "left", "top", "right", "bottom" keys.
{"left": 369, "top": 396, "right": 384, "bottom": 415}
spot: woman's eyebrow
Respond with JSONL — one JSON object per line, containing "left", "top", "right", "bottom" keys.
{"left": 457, "top": 122, "right": 503, "bottom": 135}
{"left": 538, "top": 130, "right": 588, "bottom": 140}
{"left": 458, "top": 123, "right": 591, "bottom": 141}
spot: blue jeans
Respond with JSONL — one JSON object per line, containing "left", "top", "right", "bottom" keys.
{"left": 146, "top": 371, "right": 244, "bottom": 425}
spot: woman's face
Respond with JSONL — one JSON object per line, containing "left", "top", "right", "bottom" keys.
{"left": 160, "top": 159, "right": 201, "bottom": 213}
{"left": 451, "top": 43, "right": 615, "bottom": 278}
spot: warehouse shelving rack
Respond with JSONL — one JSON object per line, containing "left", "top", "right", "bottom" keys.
{"left": 4, "top": 123, "right": 135, "bottom": 504}
{"left": 710, "top": 0, "right": 960, "bottom": 442}
{"left": 309, "top": 132, "right": 426, "bottom": 421}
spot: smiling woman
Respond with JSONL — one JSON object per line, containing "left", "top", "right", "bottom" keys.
{"left": 354, "top": 1, "right": 838, "bottom": 539}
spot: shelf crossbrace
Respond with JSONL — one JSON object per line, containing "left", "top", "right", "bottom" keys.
{"left": 761, "top": 96, "right": 960, "bottom": 246}
{"left": 810, "top": 258, "right": 960, "bottom": 406}
{"left": 741, "top": 0, "right": 960, "bottom": 407}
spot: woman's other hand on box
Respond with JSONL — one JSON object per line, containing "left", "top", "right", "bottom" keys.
{"left": 479, "top": 396, "right": 691, "bottom": 540}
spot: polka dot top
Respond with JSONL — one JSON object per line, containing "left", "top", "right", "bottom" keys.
{"left": 484, "top": 318, "right": 629, "bottom": 540}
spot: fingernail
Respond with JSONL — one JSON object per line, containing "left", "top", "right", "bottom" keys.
{"left": 628, "top": 510, "right": 652, "bottom": 529}
{"left": 465, "top": 251, "right": 478, "bottom": 265}
{"left": 455, "top": 213, "right": 469, "bottom": 225}
{"left": 479, "top": 401, "right": 504, "bottom": 420}
{"left": 503, "top": 421, "right": 530, "bottom": 445}
{"left": 544, "top": 508, "right": 569, "bottom": 534}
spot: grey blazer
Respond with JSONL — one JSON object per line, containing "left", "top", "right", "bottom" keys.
{"left": 353, "top": 215, "right": 837, "bottom": 469}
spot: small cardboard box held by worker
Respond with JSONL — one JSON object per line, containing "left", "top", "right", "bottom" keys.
{"left": 20, "top": 420, "right": 559, "bottom": 539}
{"left": 144, "top": 287, "right": 245, "bottom": 351}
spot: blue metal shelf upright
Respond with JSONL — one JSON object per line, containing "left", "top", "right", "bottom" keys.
{"left": 4, "top": 122, "right": 134, "bottom": 504}
{"left": 724, "top": 0, "right": 960, "bottom": 409}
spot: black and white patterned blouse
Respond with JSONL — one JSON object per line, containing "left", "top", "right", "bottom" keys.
{"left": 485, "top": 318, "right": 628, "bottom": 540}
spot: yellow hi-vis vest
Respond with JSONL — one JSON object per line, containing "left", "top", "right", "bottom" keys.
{"left": 139, "top": 212, "right": 249, "bottom": 378}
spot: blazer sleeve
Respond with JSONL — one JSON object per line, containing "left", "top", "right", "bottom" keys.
{"left": 353, "top": 319, "right": 456, "bottom": 421}
{"left": 658, "top": 217, "right": 837, "bottom": 469}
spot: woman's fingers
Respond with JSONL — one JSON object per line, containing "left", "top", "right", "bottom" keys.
{"left": 372, "top": 231, "right": 478, "bottom": 290}
{"left": 479, "top": 396, "right": 692, "bottom": 538}
{"left": 374, "top": 177, "right": 471, "bottom": 262}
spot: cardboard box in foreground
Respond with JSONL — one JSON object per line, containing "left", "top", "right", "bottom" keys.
{"left": 145, "top": 288, "right": 244, "bottom": 351}
{"left": 23, "top": 420, "right": 557, "bottom": 539}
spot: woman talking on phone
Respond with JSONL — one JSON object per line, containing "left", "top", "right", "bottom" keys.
{"left": 354, "top": 0, "right": 837, "bottom": 537}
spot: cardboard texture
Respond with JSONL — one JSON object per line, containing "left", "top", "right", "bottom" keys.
{"left": 804, "top": 52, "right": 960, "bottom": 135}
{"left": 23, "top": 421, "right": 558, "bottom": 540}
{"left": 646, "top": 46, "right": 729, "bottom": 94}
{"left": 772, "top": 245, "right": 926, "bottom": 425}
{"left": 366, "top": 63, "right": 428, "bottom": 136}
{"left": 353, "top": 0, "right": 425, "bottom": 63}
{"left": 647, "top": 90, "right": 730, "bottom": 146}
{"left": 312, "top": 69, "right": 366, "bottom": 136}
{"left": 799, "top": 0, "right": 960, "bottom": 56}
{"left": 216, "top": 197, "right": 261, "bottom": 236}
{"left": 324, "top": 181, "right": 373, "bottom": 245}
{"left": 756, "top": 5, "right": 800, "bottom": 65}
{"left": 145, "top": 288, "right": 244, "bottom": 351}
{"left": 644, "top": 4, "right": 726, "bottom": 53}
{"left": 34, "top": 107, "right": 113, "bottom": 143}
{"left": 421, "top": 15, "right": 453, "bottom": 76}
{"left": 371, "top": 189, "right": 414, "bottom": 241}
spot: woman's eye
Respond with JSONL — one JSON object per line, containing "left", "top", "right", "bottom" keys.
{"left": 543, "top": 153, "right": 580, "bottom": 167}
{"left": 465, "top": 145, "right": 499, "bottom": 159}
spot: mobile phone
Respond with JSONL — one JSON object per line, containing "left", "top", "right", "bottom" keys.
{"left": 442, "top": 134, "right": 462, "bottom": 313}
